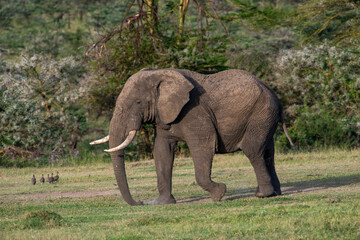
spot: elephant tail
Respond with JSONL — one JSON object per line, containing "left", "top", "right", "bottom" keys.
{"left": 280, "top": 112, "right": 294, "bottom": 148}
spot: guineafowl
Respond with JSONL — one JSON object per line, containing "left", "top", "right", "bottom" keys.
{"left": 50, "top": 173, "right": 55, "bottom": 183}
{"left": 53, "top": 171, "right": 59, "bottom": 182}
{"left": 40, "top": 174, "right": 45, "bottom": 184}
{"left": 31, "top": 175, "right": 36, "bottom": 185}
{"left": 46, "top": 174, "right": 52, "bottom": 183}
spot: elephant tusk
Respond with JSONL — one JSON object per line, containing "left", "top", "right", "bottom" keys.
{"left": 89, "top": 135, "right": 109, "bottom": 145}
{"left": 104, "top": 130, "right": 137, "bottom": 153}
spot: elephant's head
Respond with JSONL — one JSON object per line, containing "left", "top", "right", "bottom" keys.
{"left": 90, "top": 69, "right": 194, "bottom": 205}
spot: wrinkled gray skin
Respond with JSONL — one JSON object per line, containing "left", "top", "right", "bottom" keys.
{"left": 107, "top": 69, "right": 287, "bottom": 206}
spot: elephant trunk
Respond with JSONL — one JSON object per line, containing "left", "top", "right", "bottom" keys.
{"left": 110, "top": 150, "right": 143, "bottom": 206}
{"left": 109, "top": 110, "right": 143, "bottom": 206}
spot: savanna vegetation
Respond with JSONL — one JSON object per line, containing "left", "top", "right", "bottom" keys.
{"left": 0, "top": 0, "right": 359, "bottom": 165}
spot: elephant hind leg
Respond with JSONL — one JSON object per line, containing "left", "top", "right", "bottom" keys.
{"left": 264, "top": 138, "right": 281, "bottom": 195}
{"left": 240, "top": 126, "right": 279, "bottom": 198}
{"left": 248, "top": 153, "right": 275, "bottom": 198}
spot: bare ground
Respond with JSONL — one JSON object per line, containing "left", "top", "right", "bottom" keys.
{"left": 2, "top": 189, "right": 121, "bottom": 201}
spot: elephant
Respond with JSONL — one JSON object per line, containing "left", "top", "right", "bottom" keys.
{"left": 90, "top": 68, "right": 294, "bottom": 206}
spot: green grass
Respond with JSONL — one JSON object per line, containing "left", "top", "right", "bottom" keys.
{"left": 0, "top": 149, "right": 359, "bottom": 239}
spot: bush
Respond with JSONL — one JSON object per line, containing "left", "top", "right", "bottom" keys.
{"left": 274, "top": 40, "right": 360, "bottom": 148}
{"left": 276, "top": 107, "right": 359, "bottom": 150}
{"left": 0, "top": 53, "right": 89, "bottom": 162}
{"left": 19, "top": 210, "right": 67, "bottom": 229}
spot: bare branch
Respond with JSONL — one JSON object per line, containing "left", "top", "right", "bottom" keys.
{"left": 204, "top": 0, "right": 238, "bottom": 49}
{"left": 0, "top": 146, "right": 47, "bottom": 158}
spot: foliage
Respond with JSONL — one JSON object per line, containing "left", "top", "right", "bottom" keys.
{"left": 0, "top": 54, "right": 89, "bottom": 160}
{"left": 0, "top": 0, "right": 126, "bottom": 57}
{"left": 223, "top": 0, "right": 294, "bottom": 29}
{"left": 87, "top": 0, "right": 230, "bottom": 114}
{"left": 228, "top": 27, "right": 296, "bottom": 82}
{"left": 274, "top": 40, "right": 360, "bottom": 148}
{"left": 291, "top": 109, "right": 358, "bottom": 148}
{"left": 1, "top": 0, "right": 360, "bottom": 161}
{"left": 295, "top": 0, "right": 360, "bottom": 44}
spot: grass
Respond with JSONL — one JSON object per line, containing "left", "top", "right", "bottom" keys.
{"left": 0, "top": 148, "right": 359, "bottom": 239}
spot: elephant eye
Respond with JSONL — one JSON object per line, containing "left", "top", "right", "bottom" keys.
{"left": 136, "top": 100, "right": 141, "bottom": 104}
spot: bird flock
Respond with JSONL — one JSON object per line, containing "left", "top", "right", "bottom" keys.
{"left": 31, "top": 172, "right": 59, "bottom": 185}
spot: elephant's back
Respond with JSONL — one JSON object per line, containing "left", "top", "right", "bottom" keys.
{"left": 177, "top": 68, "right": 277, "bottom": 112}
{"left": 205, "top": 69, "right": 263, "bottom": 93}
{"left": 203, "top": 70, "right": 268, "bottom": 110}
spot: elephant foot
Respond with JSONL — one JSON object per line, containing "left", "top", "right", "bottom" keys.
{"left": 274, "top": 188, "right": 282, "bottom": 196}
{"left": 210, "top": 183, "right": 227, "bottom": 201}
{"left": 147, "top": 194, "right": 176, "bottom": 205}
{"left": 272, "top": 183, "right": 282, "bottom": 196}
{"left": 255, "top": 185, "right": 277, "bottom": 198}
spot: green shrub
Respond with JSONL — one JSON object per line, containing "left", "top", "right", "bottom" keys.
{"left": 276, "top": 107, "right": 359, "bottom": 150}
{"left": 19, "top": 210, "right": 67, "bottom": 229}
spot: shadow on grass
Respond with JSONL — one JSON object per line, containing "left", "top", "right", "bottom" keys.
{"left": 179, "top": 174, "right": 360, "bottom": 203}
{"left": 281, "top": 173, "right": 360, "bottom": 195}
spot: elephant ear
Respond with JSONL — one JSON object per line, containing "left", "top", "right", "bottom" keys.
{"left": 155, "top": 70, "right": 194, "bottom": 124}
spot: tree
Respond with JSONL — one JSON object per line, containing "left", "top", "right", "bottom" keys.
{"left": 178, "top": 0, "right": 190, "bottom": 42}
{"left": 84, "top": 0, "right": 231, "bottom": 159}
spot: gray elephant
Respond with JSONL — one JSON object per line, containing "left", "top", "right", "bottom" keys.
{"left": 90, "top": 68, "right": 293, "bottom": 206}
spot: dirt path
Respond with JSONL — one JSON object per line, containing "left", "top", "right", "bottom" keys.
{"left": 2, "top": 189, "right": 120, "bottom": 201}
{"left": 1, "top": 185, "right": 342, "bottom": 203}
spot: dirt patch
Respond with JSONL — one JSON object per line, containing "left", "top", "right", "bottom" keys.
{"left": 2, "top": 189, "right": 120, "bottom": 201}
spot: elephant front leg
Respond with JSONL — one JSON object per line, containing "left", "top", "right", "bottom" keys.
{"left": 148, "top": 136, "right": 177, "bottom": 205}
{"left": 190, "top": 148, "right": 227, "bottom": 202}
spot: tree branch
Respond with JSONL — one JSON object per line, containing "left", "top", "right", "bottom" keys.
{"left": 205, "top": 0, "right": 238, "bottom": 49}
{"left": 85, "top": 0, "right": 143, "bottom": 56}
